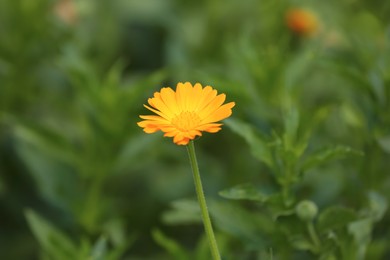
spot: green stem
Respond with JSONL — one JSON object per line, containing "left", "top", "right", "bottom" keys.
{"left": 186, "top": 141, "right": 221, "bottom": 260}
{"left": 282, "top": 183, "right": 290, "bottom": 204}
{"left": 82, "top": 174, "right": 104, "bottom": 233}
{"left": 307, "top": 221, "right": 321, "bottom": 252}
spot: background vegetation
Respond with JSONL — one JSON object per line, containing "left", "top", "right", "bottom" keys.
{"left": 1, "top": 0, "right": 389, "bottom": 259}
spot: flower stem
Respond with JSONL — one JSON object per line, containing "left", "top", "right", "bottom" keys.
{"left": 186, "top": 141, "right": 221, "bottom": 260}
{"left": 307, "top": 221, "right": 321, "bottom": 252}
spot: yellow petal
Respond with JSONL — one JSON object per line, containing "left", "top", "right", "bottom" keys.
{"left": 164, "top": 130, "right": 178, "bottom": 137}
{"left": 176, "top": 138, "right": 190, "bottom": 145}
{"left": 194, "top": 86, "right": 217, "bottom": 112}
{"left": 196, "top": 123, "right": 223, "bottom": 133}
{"left": 200, "top": 102, "right": 235, "bottom": 124}
{"left": 139, "top": 115, "right": 169, "bottom": 122}
{"left": 150, "top": 96, "right": 176, "bottom": 119}
{"left": 160, "top": 87, "right": 180, "bottom": 115}
{"left": 186, "top": 83, "right": 203, "bottom": 111}
{"left": 143, "top": 127, "right": 160, "bottom": 133}
{"left": 173, "top": 132, "right": 185, "bottom": 144}
{"left": 175, "top": 82, "right": 187, "bottom": 111}
{"left": 143, "top": 104, "right": 170, "bottom": 120}
{"left": 187, "top": 129, "right": 202, "bottom": 138}
{"left": 198, "top": 93, "right": 226, "bottom": 119}
{"left": 184, "top": 82, "right": 194, "bottom": 110}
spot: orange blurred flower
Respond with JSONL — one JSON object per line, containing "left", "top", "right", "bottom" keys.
{"left": 54, "top": 0, "right": 78, "bottom": 25}
{"left": 286, "top": 8, "right": 318, "bottom": 36}
{"left": 137, "top": 82, "right": 235, "bottom": 145}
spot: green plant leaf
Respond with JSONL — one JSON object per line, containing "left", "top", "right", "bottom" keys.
{"left": 348, "top": 218, "right": 373, "bottom": 260}
{"left": 319, "top": 253, "right": 338, "bottom": 260}
{"left": 296, "top": 106, "right": 333, "bottom": 158}
{"left": 13, "top": 123, "right": 80, "bottom": 211}
{"left": 377, "top": 135, "right": 390, "bottom": 154}
{"left": 276, "top": 214, "right": 306, "bottom": 236}
{"left": 25, "top": 209, "right": 77, "bottom": 260}
{"left": 90, "top": 236, "right": 108, "bottom": 260}
{"left": 106, "top": 235, "right": 136, "bottom": 260}
{"left": 284, "top": 50, "right": 315, "bottom": 91}
{"left": 341, "top": 103, "right": 364, "bottom": 128}
{"left": 367, "top": 191, "right": 387, "bottom": 222}
{"left": 161, "top": 199, "right": 201, "bottom": 225}
{"left": 209, "top": 200, "right": 274, "bottom": 248}
{"left": 114, "top": 133, "right": 159, "bottom": 172}
{"left": 301, "top": 145, "right": 364, "bottom": 172}
{"left": 225, "top": 118, "right": 273, "bottom": 167}
{"left": 152, "top": 229, "right": 190, "bottom": 260}
{"left": 194, "top": 234, "right": 210, "bottom": 260}
{"left": 266, "top": 193, "right": 296, "bottom": 219}
{"left": 219, "top": 183, "right": 270, "bottom": 202}
{"left": 14, "top": 124, "right": 75, "bottom": 165}
{"left": 366, "top": 238, "right": 389, "bottom": 260}
{"left": 283, "top": 106, "right": 299, "bottom": 152}
{"left": 289, "top": 235, "right": 314, "bottom": 251}
{"left": 318, "top": 206, "right": 358, "bottom": 233}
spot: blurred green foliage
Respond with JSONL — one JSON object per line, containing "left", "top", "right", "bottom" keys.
{"left": 1, "top": 0, "right": 390, "bottom": 259}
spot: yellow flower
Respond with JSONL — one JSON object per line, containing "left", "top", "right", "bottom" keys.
{"left": 137, "top": 82, "right": 235, "bottom": 145}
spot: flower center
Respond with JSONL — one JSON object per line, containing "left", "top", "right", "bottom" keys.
{"left": 171, "top": 111, "right": 201, "bottom": 131}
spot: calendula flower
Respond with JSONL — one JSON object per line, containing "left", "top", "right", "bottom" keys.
{"left": 54, "top": 0, "right": 78, "bottom": 25}
{"left": 286, "top": 8, "right": 318, "bottom": 36}
{"left": 137, "top": 82, "right": 235, "bottom": 145}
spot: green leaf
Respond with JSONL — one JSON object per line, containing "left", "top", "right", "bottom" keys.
{"left": 114, "top": 133, "right": 159, "bottom": 172}
{"left": 77, "top": 237, "right": 92, "bottom": 259}
{"left": 377, "top": 135, "right": 390, "bottom": 154}
{"left": 284, "top": 50, "right": 315, "bottom": 91}
{"left": 318, "top": 206, "right": 358, "bottom": 233}
{"left": 194, "top": 234, "right": 210, "bottom": 260}
{"left": 366, "top": 238, "right": 389, "bottom": 260}
{"left": 209, "top": 200, "right": 274, "bottom": 248}
{"left": 13, "top": 124, "right": 79, "bottom": 210}
{"left": 225, "top": 118, "right": 273, "bottom": 167}
{"left": 276, "top": 214, "right": 305, "bottom": 236}
{"left": 301, "top": 145, "right": 364, "bottom": 172}
{"left": 90, "top": 236, "right": 108, "bottom": 260}
{"left": 367, "top": 191, "right": 387, "bottom": 222}
{"left": 348, "top": 218, "right": 373, "bottom": 260}
{"left": 14, "top": 124, "right": 75, "bottom": 165}
{"left": 319, "top": 253, "right": 337, "bottom": 260}
{"left": 219, "top": 183, "right": 270, "bottom": 202}
{"left": 283, "top": 106, "right": 299, "bottom": 152}
{"left": 162, "top": 199, "right": 201, "bottom": 225}
{"left": 266, "top": 193, "right": 295, "bottom": 219}
{"left": 103, "top": 61, "right": 125, "bottom": 89}
{"left": 368, "top": 70, "right": 385, "bottom": 105}
{"left": 105, "top": 235, "right": 136, "bottom": 260}
{"left": 152, "top": 229, "right": 190, "bottom": 260}
{"left": 289, "top": 235, "right": 314, "bottom": 251}
{"left": 99, "top": 220, "right": 136, "bottom": 260}
{"left": 25, "top": 209, "right": 77, "bottom": 260}
{"left": 341, "top": 104, "right": 364, "bottom": 128}
{"left": 297, "top": 106, "right": 333, "bottom": 157}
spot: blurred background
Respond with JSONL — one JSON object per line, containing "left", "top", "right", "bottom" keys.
{"left": 0, "top": 0, "right": 389, "bottom": 259}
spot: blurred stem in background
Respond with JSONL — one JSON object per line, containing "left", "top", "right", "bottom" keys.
{"left": 81, "top": 173, "right": 105, "bottom": 233}
{"left": 186, "top": 141, "right": 221, "bottom": 260}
